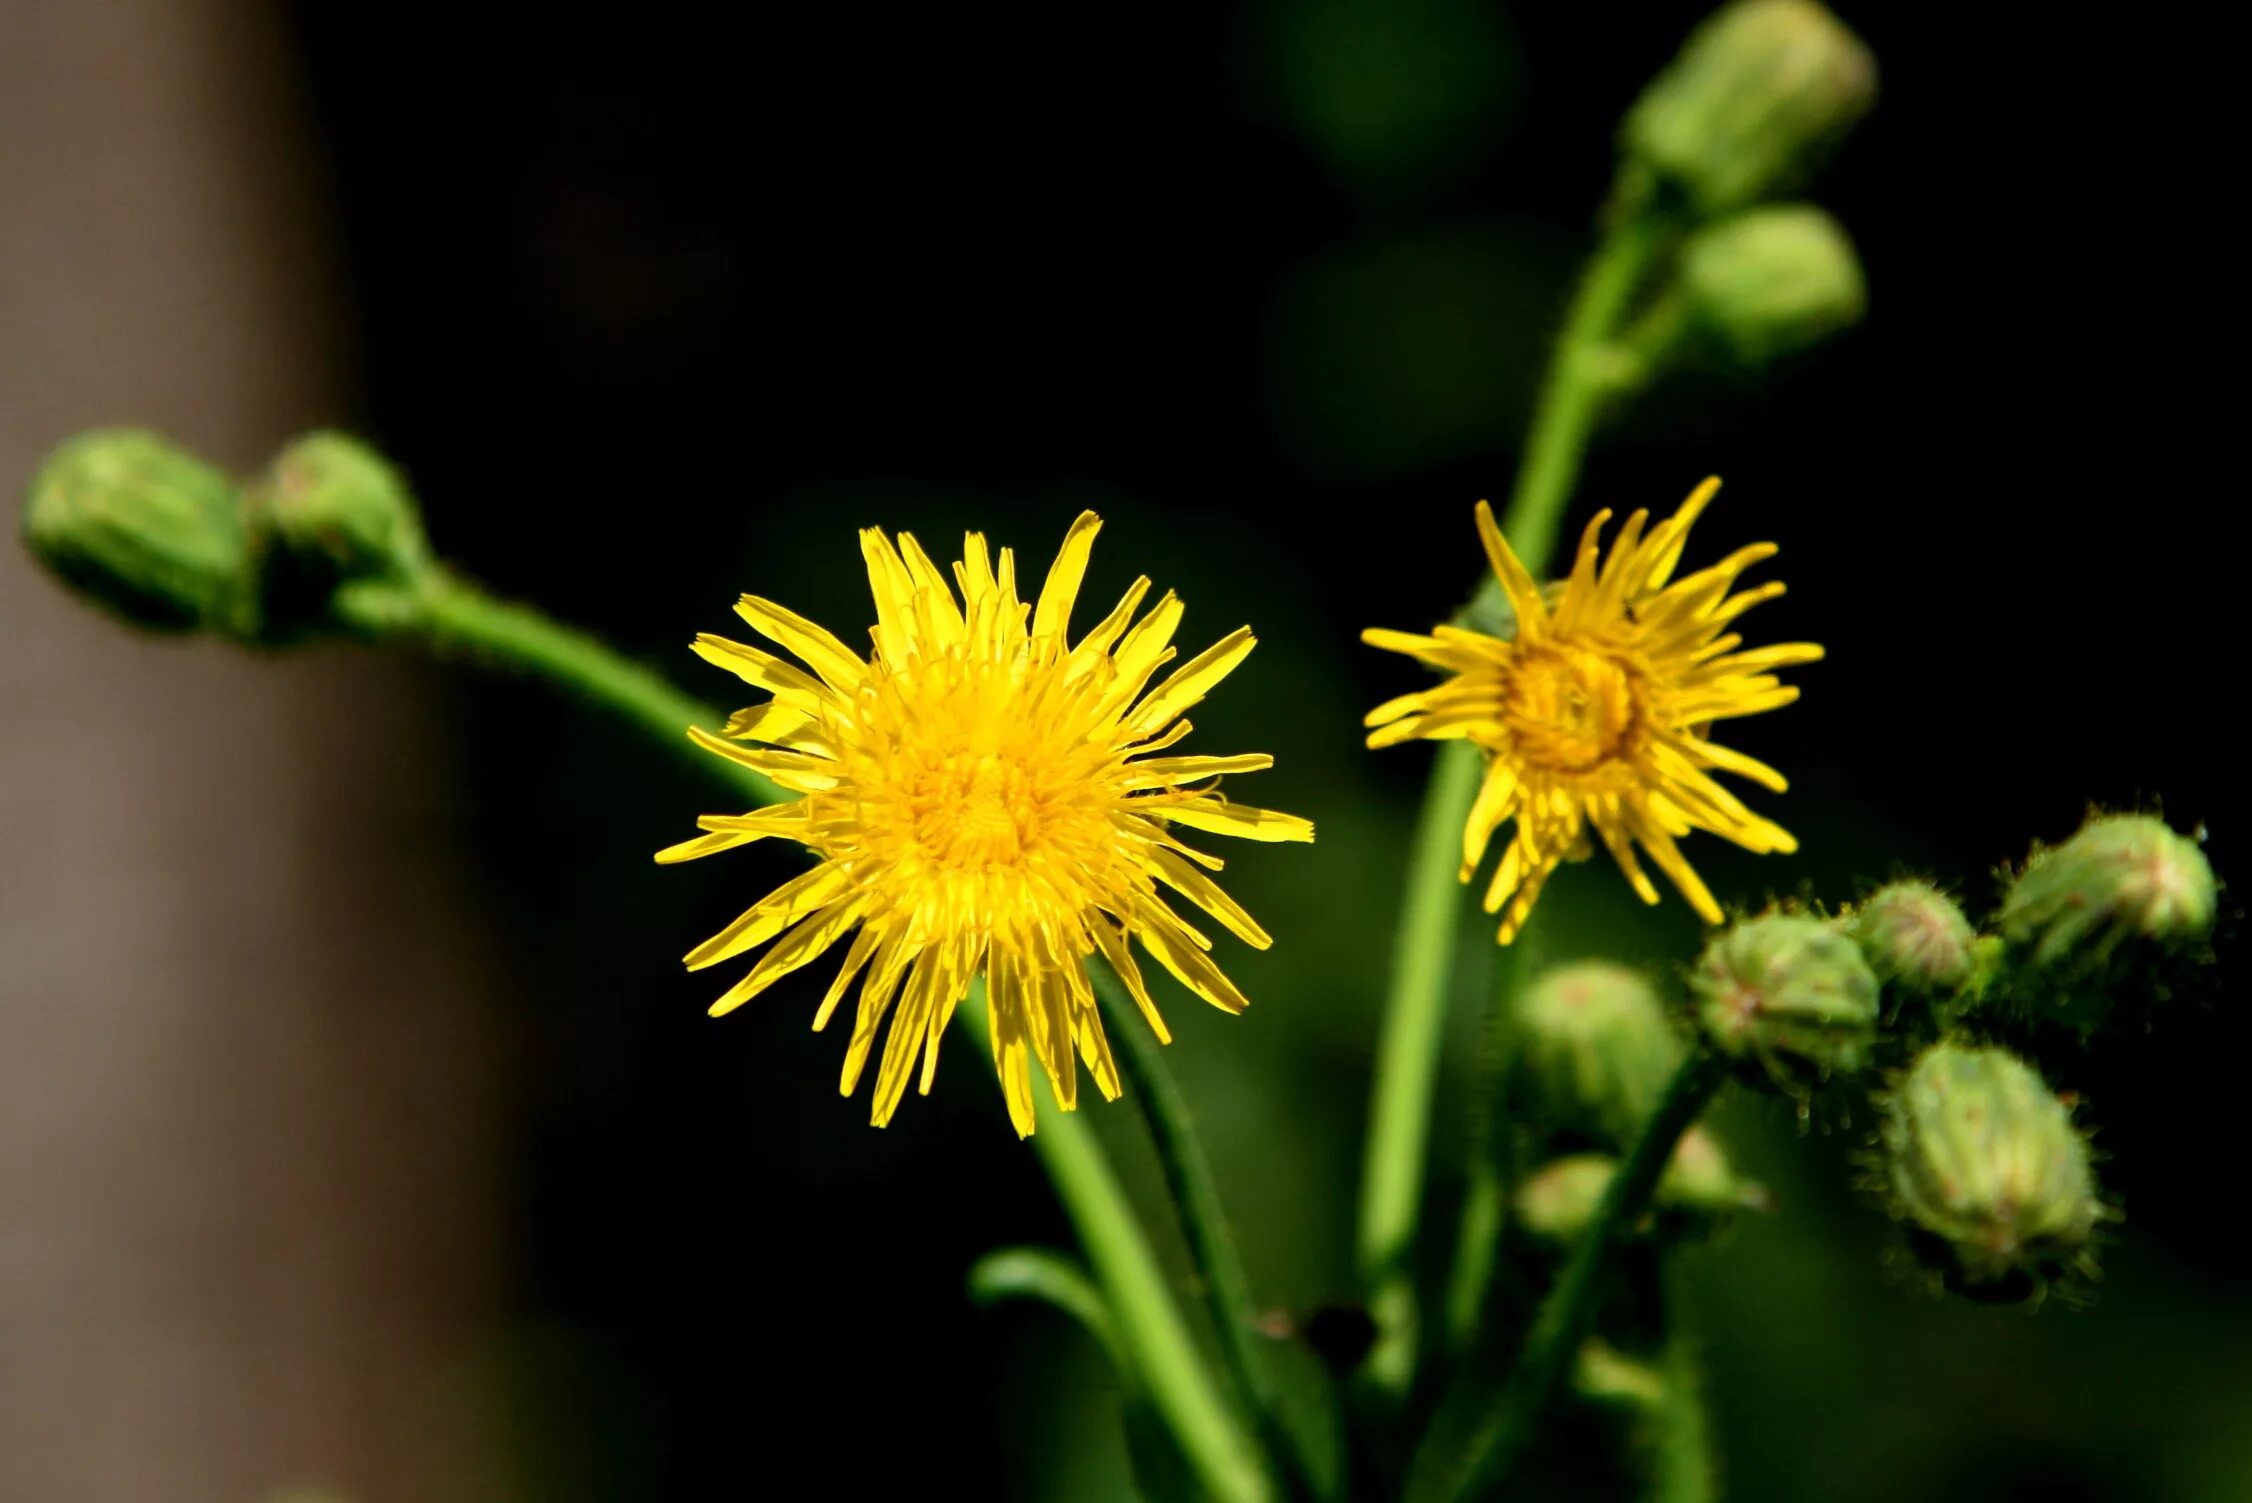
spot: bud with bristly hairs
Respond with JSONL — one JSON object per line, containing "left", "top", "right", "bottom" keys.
{"left": 1881, "top": 1040, "right": 2104, "bottom": 1302}
{"left": 1690, "top": 911, "right": 1880, "bottom": 1091}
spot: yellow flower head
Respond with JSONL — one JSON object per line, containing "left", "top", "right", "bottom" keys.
{"left": 1364, "top": 479, "right": 1820, "bottom": 943}
{"left": 662, "top": 511, "right": 1312, "bottom": 1136}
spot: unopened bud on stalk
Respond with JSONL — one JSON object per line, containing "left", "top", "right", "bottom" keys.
{"left": 2002, "top": 814, "right": 2216, "bottom": 970}
{"left": 21, "top": 429, "right": 258, "bottom": 637}
{"left": 1691, "top": 913, "right": 1879, "bottom": 1089}
{"left": 1676, "top": 206, "right": 1866, "bottom": 367}
{"left": 1884, "top": 1041, "right": 2102, "bottom": 1298}
{"left": 1624, "top": 0, "right": 1876, "bottom": 216}
{"left": 1511, "top": 961, "right": 1684, "bottom": 1144}
{"left": 257, "top": 431, "right": 430, "bottom": 583}
{"left": 1516, "top": 1127, "right": 1764, "bottom": 1245}
{"left": 1851, "top": 880, "right": 1978, "bottom": 995}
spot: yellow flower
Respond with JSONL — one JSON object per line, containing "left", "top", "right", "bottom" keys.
{"left": 661, "top": 511, "right": 1312, "bottom": 1136}
{"left": 1364, "top": 479, "right": 1820, "bottom": 943}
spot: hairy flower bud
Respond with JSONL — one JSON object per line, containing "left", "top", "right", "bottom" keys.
{"left": 1511, "top": 961, "right": 1684, "bottom": 1144}
{"left": 1851, "top": 880, "right": 1978, "bottom": 995}
{"left": 2002, "top": 814, "right": 2217, "bottom": 970}
{"left": 258, "top": 431, "right": 430, "bottom": 582}
{"left": 1516, "top": 1127, "right": 1763, "bottom": 1245}
{"left": 21, "top": 429, "right": 257, "bottom": 636}
{"left": 1623, "top": 0, "right": 1876, "bottom": 216}
{"left": 1884, "top": 1042, "right": 2101, "bottom": 1297}
{"left": 1691, "top": 913, "right": 1879, "bottom": 1088}
{"left": 1677, "top": 206, "right": 1866, "bottom": 366}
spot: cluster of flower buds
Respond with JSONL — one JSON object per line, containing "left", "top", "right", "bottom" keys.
{"left": 1880, "top": 1041, "right": 2103, "bottom": 1300}
{"left": 21, "top": 428, "right": 432, "bottom": 643}
{"left": 1690, "top": 912, "right": 1880, "bottom": 1091}
{"left": 1613, "top": 0, "right": 1876, "bottom": 381}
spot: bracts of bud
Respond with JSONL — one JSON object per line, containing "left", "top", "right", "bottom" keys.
{"left": 1881, "top": 1041, "right": 2103, "bottom": 1301}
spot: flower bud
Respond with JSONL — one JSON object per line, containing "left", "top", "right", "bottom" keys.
{"left": 258, "top": 430, "right": 430, "bottom": 582}
{"left": 1516, "top": 1155, "right": 1616, "bottom": 1244}
{"left": 1851, "top": 880, "right": 1978, "bottom": 995}
{"left": 1574, "top": 1338, "right": 1664, "bottom": 1412}
{"left": 1511, "top": 961, "right": 1684, "bottom": 1144}
{"left": 2002, "top": 814, "right": 2217, "bottom": 970}
{"left": 1623, "top": 0, "right": 1876, "bottom": 217}
{"left": 21, "top": 429, "right": 258, "bottom": 637}
{"left": 1691, "top": 913, "right": 1879, "bottom": 1088}
{"left": 1515, "top": 1129, "right": 1764, "bottom": 1246}
{"left": 1676, "top": 206, "right": 1866, "bottom": 367}
{"left": 1884, "top": 1042, "right": 2101, "bottom": 1297}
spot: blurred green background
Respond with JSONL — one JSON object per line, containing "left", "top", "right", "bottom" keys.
{"left": 2, "top": 3, "right": 2243, "bottom": 1499}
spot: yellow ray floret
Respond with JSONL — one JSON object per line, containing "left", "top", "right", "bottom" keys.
{"left": 1364, "top": 479, "right": 1820, "bottom": 944}
{"left": 662, "top": 510, "right": 1313, "bottom": 1136}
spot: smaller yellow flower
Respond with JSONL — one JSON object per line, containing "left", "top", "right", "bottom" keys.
{"left": 1364, "top": 479, "right": 1821, "bottom": 943}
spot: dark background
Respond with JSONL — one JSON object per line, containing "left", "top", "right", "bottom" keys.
{"left": 10, "top": 3, "right": 2248, "bottom": 1499}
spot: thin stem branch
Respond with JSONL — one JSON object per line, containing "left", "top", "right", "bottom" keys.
{"left": 1353, "top": 168, "right": 1672, "bottom": 1398}
{"left": 1093, "top": 966, "right": 1321, "bottom": 1500}
{"left": 1411, "top": 1050, "right": 1727, "bottom": 1503}
{"left": 332, "top": 571, "right": 782, "bottom": 805}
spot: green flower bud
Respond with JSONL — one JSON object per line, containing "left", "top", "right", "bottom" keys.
{"left": 1691, "top": 913, "right": 1879, "bottom": 1088}
{"left": 1884, "top": 1042, "right": 2101, "bottom": 1297}
{"left": 2002, "top": 814, "right": 2217, "bottom": 970}
{"left": 21, "top": 429, "right": 258, "bottom": 636}
{"left": 258, "top": 430, "right": 429, "bottom": 582}
{"left": 1574, "top": 1338, "right": 1665, "bottom": 1412}
{"left": 1516, "top": 1155, "right": 1616, "bottom": 1244}
{"left": 1515, "top": 1129, "right": 1764, "bottom": 1246}
{"left": 1510, "top": 961, "right": 1685, "bottom": 1144}
{"left": 1676, "top": 206, "right": 1866, "bottom": 367}
{"left": 1851, "top": 880, "right": 1977, "bottom": 995}
{"left": 1623, "top": 0, "right": 1876, "bottom": 217}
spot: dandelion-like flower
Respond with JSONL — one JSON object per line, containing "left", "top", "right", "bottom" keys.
{"left": 661, "top": 512, "right": 1312, "bottom": 1136}
{"left": 1364, "top": 479, "right": 1820, "bottom": 943}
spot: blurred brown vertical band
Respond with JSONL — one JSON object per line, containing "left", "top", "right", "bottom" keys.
{"left": 1, "top": 4, "right": 500, "bottom": 1500}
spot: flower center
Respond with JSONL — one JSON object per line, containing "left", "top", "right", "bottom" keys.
{"left": 1504, "top": 643, "right": 1641, "bottom": 774}
{"left": 915, "top": 754, "right": 1041, "bottom": 870}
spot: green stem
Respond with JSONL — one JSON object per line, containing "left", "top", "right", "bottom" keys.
{"left": 1354, "top": 170, "right": 1671, "bottom": 1398}
{"left": 1093, "top": 966, "right": 1321, "bottom": 1500}
{"left": 1499, "top": 167, "right": 1670, "bottom": 568}
{"left": 1355, "top": 738, "right": 1483, "bottom": 1393}
{"left": 338, "top": 569, "right": 1261, "bottom": 1499}
{"left": 1440, "top": 941, "right": 1530, "bottom": 1351}
{"left": 1649, "top": 1255, "right": 1717, "bottom": 1503}
{"left": 1411, "top": 1050, "right": 1726, "bottom": 1503}
{"left": 331, "top": 570, "right": 783, "bottom": 805}
{"left": 961, "top": 991, "right": 1271, "bottom": 1503}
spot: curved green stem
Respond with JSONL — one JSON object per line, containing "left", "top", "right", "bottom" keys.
{"left": 332, "top": 570, "right": 783, "bottom": 805}
{"left": 1411, "top": 1051, "right": 1726, "bottom": 1503}
{"left": 967, "top": 1245, "right": 1129, "bottom": 1378}
{"left": 1354, "top": 170, "right": 1672, "bottom": 1398}
{"left": 1093, "top": 966, "right": 1321, "bottom": 1499}
{"left": 961, "top": 991, "right": 1271, "bottom": 1503}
